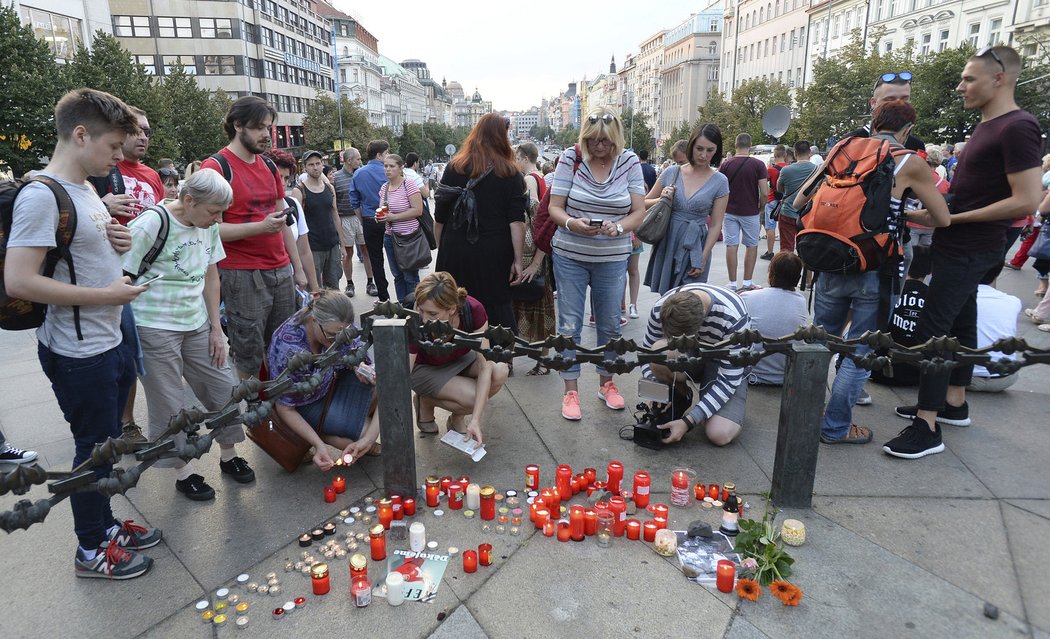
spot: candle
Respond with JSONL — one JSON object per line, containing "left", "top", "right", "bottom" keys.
{"left": 409, "top": 522, "right": 426, "bottom": 553}
{"left": 543, "top": 521, "right": 555, "bottom": 537}
{"left": 377, "top": 498, "right": 393, "bottom": 529}
{"left": 670, "top": 468, "right": 695, "bottom": 507}
{"left": 584, "top": 509, "right": 598, "bottom": 536}
{"left": 463, "top": 550, "right": 478, "bottom": 573}
{"left": 607, "top": 461, "right": 624, "bottom": 496}
{"left": 448, "top": 485, "right": 464, "bottom": 510}
{"left": 323, "top": 486, "right": 336, "bottom": 503}
{"left": 654, "top": 516, "right": 668, "bottom": 530}
{"left": 535, "top": 508, "right": 549, "bottom": 530}
{"left": 440, "top": 476, "right": 453, "bottom": 495}
{"left": 369, "top": 524, "right": 386, "bottom": 561}
{"left": 351, "top": 577, "right": 372, "bottom": 608}
{"left": 464, "top": 483, "right": 481, "bottom": 510}
{"left": 310, "top": 563, "right": 330, "bottom": 596}
{"left": 540, "top": 488, "right": 560, "bottom": 521}
{"left": 332, "top": 476, "right": 346, "bottom": 494}
{"left": 625, "top": 519, "right": 641, "bottom": 540}
{"left": 633, "top": 471, "right": 651, "bottom": 509}
{"left": 557, "top": 521, "right": 571, "bottom": 542}
{"left": 478, "top": 543, "right": 493, "bottom": 566}
{"left": 643, "top": 521, "right": 659, "bottom": 542}
{"left": 720, "top": 493, "right": 740, "bottom": 536}
{"left": 556, "top": 464, "right": 573, "bottom": 501}
{"left": 583, "top": 467, "right": 597, "bottom": 486}
{"left": 573, "top": 473, "right": 586, "bottom": 495}
{"left": 595, "top": 510, "right": 614, "bottom": 547}
{"left": 721, "top": 482, "right": 735, "bottom": 503}
{"left": 716, "top": 560, "right": 736, "bottom": 593}
{"left": 323, "top": 522, "right": 336, "bottom": 536}
{"left": 694, "top": 482, "right": 706, "bottom": 502}
{"left": 458, "top": 475, "right": 471, "bottom": 493}
{"left": 608, "top": 497, "right": 627, "bottom": 537}
{"left": 479, "top": 485, "right": 496, "bottom": 520}
{"left": 569, "top": 505, "right": 585, "bottom": 541}
{"left": 385, "top": 571, "right": 405, "bottom": 606}
{"left": 525, "top": 464, "right": 540, "bottom": 491}
{"left": 529, "top": 500, "right": 541, "bottom": 523}
{"left": 403, "top": 497, "right": 416, "bottom": 516}
{"left": 425, "top": 476, "right": 441, "bottom": 507}
{"left": 652, "top": 503, "right": 669, "bottom": 522}
{"left": 708, "top": 483, "right": 720, "bottom": 500}
{"left": 298, "top": 533, "right": 312, "bottom": 547}
{"left": 781, "top": 519, "right": 806, "bottom": 546}
{"left": 349, "top": 553, "right": 368, "bottom": 582}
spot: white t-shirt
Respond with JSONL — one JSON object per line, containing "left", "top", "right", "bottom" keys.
{"left": 285, "top": 196, "right": 310, "bottom": 241}
{"left": 403, "top": 167, "right": 426, "bottom": 191}
{"left": 740, "top": 287, "right": 809, "bottom": 385}
{"left": 972, "top": 284, "right": 1022, "bottom": 378}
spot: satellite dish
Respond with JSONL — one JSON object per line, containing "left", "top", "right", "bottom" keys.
{"left": 445, "top": 144, "right": 456, "bottom": 156}
{"left": 762, "top": 105, "right": 792, "bottom": 141}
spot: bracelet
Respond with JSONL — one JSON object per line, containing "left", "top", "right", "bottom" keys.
{"left": 565, "top": 218, "right": 573, "bottom": 231}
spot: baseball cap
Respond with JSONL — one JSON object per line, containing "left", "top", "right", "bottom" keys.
{"left": 302, "top": 150, "right": 323, "bottom": 162}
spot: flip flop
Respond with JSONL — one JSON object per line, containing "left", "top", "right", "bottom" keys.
{"left": 526, "top": 363, "right": 551, "bottom": 376}
{"left": 446, "top": 414, "right": 468, "bottom": 434}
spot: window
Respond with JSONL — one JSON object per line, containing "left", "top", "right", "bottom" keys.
{"left": 204, "top": 55, "right": 236, "bottom": 75}
{"left": 760, "top": 7, "right": 764, "bottom": 22}
{"left": 711, "top": 19, "right": 719, "bottom": 31}
{"left": 264, "top": 60, "right": 276, "bottom": 79}
{"left": 799, "top": 26, "right": 805, "bottom": 44}
{"left": 832, "top": 16, "right": 840, "bottom": 38}
{"left": 773, "top": 36, "right": 778, "bottom": 52}
{"left": 966, "top": 22, "right": 980, "bottom": 47}
{"left": 938, "top": 29, "right": 949, "bottom": 52}
{"left": 244, "top": 22, "right": 257, "bottom": 44}
{"left": 765, "top": 39, "right": 770, "bottom": 57}
{"left": 988, "top": 18, "right": 1001, "bottom": 45}
{"left": 885, "top": 40, "right": 893, "bottom": 52}
{"left": 200, "top": 18, "right": 232, "bottom": 38}
{"left": 277, "top": 64, "right": 288, "bottom": 82}
{"left": 906, "top": 36, "right": 915, "bottom": 49}
{"left": 709, "top": 41, "right": 717, "bottom": 54}
{"left": 114, "top": 15, "right": 150, "bottom": 37}
{"left": 157, "top": 17, "right": 191, "bottom": 38}
{"left": 781, "top": 33, "right": 786, "bottom": 51}
{"left": 274, "top": 33, "right": 285, "bottom": 51}
{"left": 790, "top": 28, "right": 796, "bottom": 48}
{"left": 888, "top": 0, "right": 896, "bottom": 18}
{"left": 163, "top": 55, "right": 195, "bottom": 75}
{"left": 921, "top": 32, "right": 931, "bottom": 56}
{"left": 787, "top": 69, "right": 793, "bottom": 85}
{"left": 292, "top": 97, "right": 302, "bottom": 113}
{"left": 18, "top": 7, "right": 83, "bottom": 61}
{"left": 874, "top": 0, "right": 883, "bottom": 21}
{"left": 775, "top": 0, "right": 780, "bottom": 16}
{"left": 134, "top": 55, "right": 156, "bottom": 75}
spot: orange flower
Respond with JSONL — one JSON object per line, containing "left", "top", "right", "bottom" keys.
{"left": 735, "top": 578, "right": 762, "bottom": 601}
{"left": 783, "top": 588, "right": 803, "bottom": 606}
{"left": 770, "top": 580, "right": 802, "bottom": 605}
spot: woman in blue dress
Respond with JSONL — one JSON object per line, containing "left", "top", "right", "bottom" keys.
{"left": 644, "top": 124, "right": 730, "bottom": 294}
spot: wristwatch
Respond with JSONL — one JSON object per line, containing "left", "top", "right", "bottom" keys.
{"left": 615, "top": 223, "right": 624, "bottom": 236}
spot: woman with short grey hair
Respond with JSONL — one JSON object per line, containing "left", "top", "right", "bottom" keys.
{"left": 122, "top": 168, "right": 255, "bottom": 502}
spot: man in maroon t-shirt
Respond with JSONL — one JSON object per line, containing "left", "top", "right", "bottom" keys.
{"left": 885, "top": 46, "right": 1044, "bottom": 459}
{"left": 202, "top": 96, "right": 300, "bottom": 381}
{"left": 719, "top": 133, "right": 769, "bottom": 291}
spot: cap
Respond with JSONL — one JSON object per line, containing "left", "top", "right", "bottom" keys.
{"left": 302, "top": 150, "right": 323, "bottom": 162}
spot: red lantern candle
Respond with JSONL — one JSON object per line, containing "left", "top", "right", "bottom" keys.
{"left": 390, "top": 494, "right": 402, "bottom": 507}
{"left": 440, "top": 476, "right": 453, "bottom": 496}
{"left": 525, "top": 464, "right": 540, "bottom": 492}
{"left": 716, "top": 559, "right": 736, "bottom": 593}
{"left": 447, "top": 485, "right": 463, "bottom": 510}
{"left": 708, "top": 483, "right": 720, "bottom": 500}
{"left": 402, "top": 497, "right": 416, "bottom": 516}
{"left": 323, "top": 486, "right": 336, "bottom": 503}
{"left": 633, "top": 471, "right": 651, "bottom": 509}
{"left": 654, "top": 516, "right": 668, "bottom": 530}
{"left": 310, "top": 563, "right": 330, "bottom": 595}
{"left": 480, "top": 485, "right": 496, "bottom": 520}
{"left": 694, "top": 482, "right": 706, "bottom": 502}
{"left": 671, "top": 469, "right": 692, "bottom": 507}
{"left": 425, "top": 476, "right": 441, "bottom": 507}
{"left": 332, "top": 476, "right": 346, "bottom": 494}
{"left": 652, "top": 503, "right": 669, "bottom": 522}
{"left": 463, "top": 550, "right": 477, "bottom": 573}
{"left": 392, "top": 503, "right": 403, "bottom": 521}
{"left": 529, "top": 500, "right": 540, "bottom": 523}
{"left": 458, "top": 476, "right": 470, "bottom": 493}
{"left": 573, "top": 473, "right": 586, "bottom": 495}
{"left": 606, "top": 461, "right": 624, "bottom": 496}
{"left": 478, "top": 543, "right": 493, "bottom": 566}
{"left": 643, "top": 521, "right": 659, "bottom": 542}
{"left": 569, "top": 505, "right": 585, "bottom": 541}
{"left": 349, "top": 553, "right": 368, "bottom": 583}
{"left": 583, "top": 468, "right": 597, "bottom": 486}
{"left": 584, "top": 509, "right": 598, "bottom": 536}
{"left": 535, "top": 508, "right": 549, "bottom": 530}
{"left": 543, "top": 520, "right": 555, "bottom": 537}
{"left": 541, "top": 488, "right": 560, "bottom": 521}
{"left": 626, "top": 519, "right": 641, "bottom": 540}
{"left": 608, "top": 497, "right": 627, "bottom": 537}
{"left": 377, "top": 498, "right": 393, "bottom": 529}
{"left": 556, "top": 464, "right": 573, "bottom": 501}
{"left": 557, "top": 521, "right": 571, "bottom": 542}
{"left": 369, "top": 524, "right": 387, "bottom": 561}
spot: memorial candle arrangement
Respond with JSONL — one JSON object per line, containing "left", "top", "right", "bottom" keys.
{"left": 332, "top": 476, "right": 345, "bottom": 494}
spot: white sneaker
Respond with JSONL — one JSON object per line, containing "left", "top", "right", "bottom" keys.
{"left": 628, "top": 304, "right": 639, "bottom": 319}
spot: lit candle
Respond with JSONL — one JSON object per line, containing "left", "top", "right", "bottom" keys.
{"left": 463, "top": 550, "right": 477, "bottom": 573}
{"left": 716, "top": 560, "right": 736, "bottom": 593}
{"left": 607, "top": 461, "right": 624, "bottom": 496}
{"left": 540, "top": 488, "right": 560, "bottom": 521}
{"left": 543, "top": 521, "right": 555, "bottom": 537}
{"left": 377, "top": 498, "right": 393, "bottom": 529}
{"left": 573, "top": 473, "right": 586, "bottom": 495}
{"left": 569, "top": 506, "right": 585, "bottom": 541}
{"left": 478, "top": 543, "right": 493, "bottom": 566}
{"left": 557, "top": 521, "right": 571, "bottom": 542}
{"left": 781, "top": 519, "right": 806, "bottom": 546}
{"left": 458, "top": 475, "right": 470, "bottom": 494}
{"left": 534, "top": 509, "right": 549, "bottom": 530}
{"left": 583, "top": 468, "right": 597, "bottom": 486}
{"left": 323, "top": 486, "right": 336, "bottom": 503}
{"left": 440, "top": 476, "right": 453, "bottom": 495}
{"left": 402, "top": 497, "right": 416, "bottom": 516}
{"left": 425, "top": 476, "right": 441, "bottom": 507}
{"left": 708, "top": 483, "right": 720, "bottom": 500}
{"left": 633, "top": 471, "right": 651, "bottom": 509}
{"left": 608, "top": 497, "right": 627, "bottom": 537}
{"left": 465, "top": 483, "right": 481, "bottom": 510}
{"left": 671, "top": 468, "right": 693, "bottom": 507}
{"left": 652, "top": 503, "right": 669, "bottom": 522}
{"left": 694, "top": 482, "right": 706, "bottom": 502}
{"left": 525, "top": 464, "right": 540, "bottom": 491}
{"left": 480, "top": 486, "right": 496, "bottom": 521}
{"left": 625, "top": 519, "right": 641, "bottom": 540}
{"left": 332, "top": 476, "right": 346, "bottom": 494}
{"left": 556, "top": 464, "right": 573, "bottom": 501}
{"left": 349, "top": 553, "right": 368, "bottom": 582}
{"left": 584, "top": 509, "right": 598, "bottom": 536}
{"left": 643, "top": 521, "right": 659, "bottom": 542}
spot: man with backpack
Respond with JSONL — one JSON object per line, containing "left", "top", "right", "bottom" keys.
{"left": 3, "top": 88, "right": 160, "bottom": 579}
{"left": 719, "top": 134, "right": 768, "bottom": 292}
{"left": 793, "top": 101, "right": 949, "bottom": 445}
{"left": 294, "top": 150, "right": 345, "bottom": 290}
{"left": 774, "top": 141, "right": 818, "bottom": 253}
{"left": 885, "top": 46, "right": 1044, "bottom": 459}
{"left": 201, "top": 96, "right": 302, "bottom": 381}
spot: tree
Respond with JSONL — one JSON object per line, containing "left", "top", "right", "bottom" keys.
{"left": 696, "top": 90, "right": 735, "bottom": 136}
{"left": 621, "top": 109, "right": 655, "bottom": 154}
{"left": 394, "top": 123, "right": 435, "bottom": 160}
{"left": 529, "top": 124, "right": 554, "bottom": 141}
{"left": 910, "top": 45, "right": 978, "bottom": 144}
{"left": 0, "top": 6, "right": 67, "bottom": 175}
{"left": 554, "top": 126, "right": 579, "bottom": 148}
{"left": 728, "top": 78, "right": 794, "bottom": 143}
{"left": 302, "top": 93, "right": 342, "bottom": 151}
{"left": 158, "top": 63, "right": 228, "bottom": 164}
{"left": 662, "top": 122, "right": 693, "bottom": 156}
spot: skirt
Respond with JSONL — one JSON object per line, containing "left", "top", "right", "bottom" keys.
{"left": 411, "top": 350, "right": 477, "bottom": 397}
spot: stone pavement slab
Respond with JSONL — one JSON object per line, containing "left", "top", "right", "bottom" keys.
{"left": 428, "top": 604, "right": 488, "bottom": 639}
{"left": 1001, "top": 502, "right": 1050, "bottom": 633}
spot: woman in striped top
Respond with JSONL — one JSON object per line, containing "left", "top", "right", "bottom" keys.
{"left": 379, "top": 153, "right": 424, "bottom": 302}
{"left": 546, "top": 107, "right": 647, "bottom": 421}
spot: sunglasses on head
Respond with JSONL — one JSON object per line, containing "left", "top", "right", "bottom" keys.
{"left": 976, "top": 46, "right": 1006, "bottom": 71}
{"left": 876, "top": 71, "right": 912, "bottom": 88}
{"left": 587, "top": 113, "right": 614, "bottom": 124}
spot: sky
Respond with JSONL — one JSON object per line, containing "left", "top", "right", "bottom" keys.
{"left": 332, "top": 0, "right": 720, "bottom": 112}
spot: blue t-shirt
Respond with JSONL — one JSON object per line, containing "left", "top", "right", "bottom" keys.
{"left": 349, "top": 159, "right": 386, "bottom": 218}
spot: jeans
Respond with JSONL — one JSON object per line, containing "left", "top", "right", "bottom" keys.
{"left": 552, "top": 252, "right": 628, "bottom": 380}
{"left": 362, "top": 217, "right": 390, "bottom": 301}
{"left": 813, "top": 271, "right": 879, "bottom": 439}
{"left": 38, "top": 342, "right": 134, "bottom": 549}
{"left": 384, "top": 234, "right": 421, "bottom": 303}
{"left": 296, "top": 372, "right": 373, "bottom": 440}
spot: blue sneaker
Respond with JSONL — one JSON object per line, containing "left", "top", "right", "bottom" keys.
{"left": 75, "top": 544, "right": 152, "bottom": 580}
{"left": 106, "top": 519, "right": 163, "bottom": 550}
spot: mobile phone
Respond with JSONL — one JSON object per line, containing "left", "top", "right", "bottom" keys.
{"left": 588, "top": 218, "right": 604, "bottom": 227}
{"left": 282, "top": 207, "right": 296, "bottom": 226}
{"left": 638, "top": 378, "right": 670, "bottom": 403}
{"left": 138, "top": 274, "right": 164, "bottom": 286}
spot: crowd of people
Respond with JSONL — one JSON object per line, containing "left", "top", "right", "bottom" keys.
{"left": 2, "top": 44, "right": 1047, "bottom": 580}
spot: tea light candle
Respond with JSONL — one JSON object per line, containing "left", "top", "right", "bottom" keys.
{"left": 781, "top": 519, "right": 806, "bottom": 546}
{"left": 642, "top": 520, "right": 659, "bottom": 542}
{"left": 323, "top": 486, "right": 336, "bottom": 503}
{"left": 625, "top": 519, "right": 641, "bottom": 540}
{"left": 716, "top": 559, "right": 736, "bottom": 593}
{"left": 332, "top": 476, "right": 346, "bottom": 494}
{"left": 463, "top": 550, "right": 478, "bottom": 573}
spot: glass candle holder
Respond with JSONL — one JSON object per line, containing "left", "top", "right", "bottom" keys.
{"left": 632, "top": 471, "right": 651, "bottom": 508}
{"left": 642, "top": 520, "right": 659, "bottom": 542}
{"left": 781, "top": 519, "right": 806, "bottom": 546}
{"left": 595, "top": 509, "right": 614, "bottom": 547}
{"left": 625, "top": 519, "right": 641, "bottom": 540}
{"left": 670, "top": 467, "right": 696, "bottom": 507}
{"left": 654, "top": 529, "right": 678, "bottom": 556}
{"left": 716, "top": 559, "right": 736, "bottom": 593}
{"left": 463, "top": 550, "right": 478, "bottom": 573}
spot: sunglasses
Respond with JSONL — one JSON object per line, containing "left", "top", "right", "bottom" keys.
{"left": 976, "top": 46, "right": 1006, "bottom": 71}
{"left": 159, "top": 168, "right": 179, "bottom": 178}
{"left": 587, "top": 113, "right": 614, "bottom": 124}
{"left": 876, "top": 71, "right": 912, "bottom": 88}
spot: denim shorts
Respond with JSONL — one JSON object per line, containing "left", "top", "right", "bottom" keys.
{"left": 723, "top": 213, "right": 760, "bottom": 247}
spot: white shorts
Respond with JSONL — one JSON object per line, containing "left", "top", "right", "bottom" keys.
{"left": 723, "top": 213, "right": 760, "bottom": 247}
{"left": 340, "top": 215, "right": 365, "bottom": 246}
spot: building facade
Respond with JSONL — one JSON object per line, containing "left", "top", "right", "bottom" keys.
{"left": 316, "top": 3, "right": 384, "bottom": 128}
{"left": 636, "top": 30, "right": 667, "bottom": 146}
{"left": 722, "top": 0, "right": 811, "bottom": 98}
{"left": 377, "top": 56, "right": 427, "bottom": 134}
{"left": 660, "top": 6, "right": 723, "bottom": 136}
{"left": 11, "top": 0, "right": 111, "bottom": 62}
{"left": 401, "top": 59, "right": 453, "bottom": 125}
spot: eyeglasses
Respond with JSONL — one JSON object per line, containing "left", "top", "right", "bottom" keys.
{"left": 875, "top": 71, "right": 912, "bottom": 88}
{"left": 587, "top": 113, "right": 614, "bottom": 125}
{"left": 140, "top": 127, "right": 153, "bottom": 139}
{"left": 976, "top": 46, "right": 1006, "bottom": 72}
{"left": 588, "top": 138, "right": 614, "bottom": 147}
{"left": 317, "top": 321, "right": 343, "bottom": 342}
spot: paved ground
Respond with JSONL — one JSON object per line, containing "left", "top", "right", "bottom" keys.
{"left": 1, "top": 241, "right": 1048, "bottom": 639}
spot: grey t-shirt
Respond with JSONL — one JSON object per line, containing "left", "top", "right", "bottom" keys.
{"left": 775, "top": 161, "right": 817, "bottom": 220}
{"left": 740, "top": 287, "right": 809, "bottom": 385}
{"left": 8, "top": 173, "right": 123, "bottom": 357}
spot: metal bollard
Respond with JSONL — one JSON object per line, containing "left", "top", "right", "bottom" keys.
{"left": 371, "top": 319, "right": 417, "bottom": 498}
{"left": 770, "top": 343, "right": 832, "bottom": 509}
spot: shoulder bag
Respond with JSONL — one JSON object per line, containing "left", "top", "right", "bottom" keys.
{"left": 1030, "top": 222, "right": 1050, "bottom": 260}
{"left": 383, "top": 183, "right": 433, "bottom": 271}
{"left": 635, "top": 166, "right": 678, "bottom": 245}
{"left": 246, "top": 362, "right": 334, "bottom": 473}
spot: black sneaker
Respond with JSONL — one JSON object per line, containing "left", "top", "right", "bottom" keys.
{"left": 219, "top": 456, "right": 256, "bottom": 483}
{"left": 895, "top": 401, "right": 970, "bottom": 427}
{"left": 75, "top": 544, "right": 153, "bottom": 579}
{"left": 882, "top": 418, "right": 945, "bottom": 459}
{"left": 366, "top": 280, "right": 379, "bottom": 297}
{"left": 107, "top": 519, "right": 163, "bottom": 550}
{"left": 175, "top": 474, "right": 216, "bottom": 501}
{"left": 345, "top": 281, "right": 356, "bottom": 297}
{"left": 760, "top": 251, "right": 774, "bottom": 260}
{"left": 0, "top": 444, "right": 38, "bottom": 465}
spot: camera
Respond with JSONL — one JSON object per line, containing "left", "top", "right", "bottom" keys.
{"left": 631, "top": 379, "right": 694, "bottom": 450}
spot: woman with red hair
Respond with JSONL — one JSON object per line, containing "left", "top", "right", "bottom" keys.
{"left": 434, "top": 113, "right": 528, "bottom": 330}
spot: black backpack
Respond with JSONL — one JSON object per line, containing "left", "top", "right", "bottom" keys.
{"left": 208, "top": 152, "right": 279, "bottom": 184}
{"left": 124, "top": 205, "right": 171, "bottom": 281}
{"left": 0, "top": 176, "right": 81, "bottom": 337}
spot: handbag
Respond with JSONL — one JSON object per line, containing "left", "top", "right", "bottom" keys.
{"left": 509, "top": 265, "right": 546, "bottom": 302}
{"left": 533, "top": 144, "right": 582, "bottom": 255}
{"left": 246, "top": 363, "right": 336, "bottom": 473}
{"left": 392, "top": 226, "right": 432, "bottom": 270}
{"left": 1030, "top": 224, "right": 1050, "bottom": 260}
{"left": 635, "top": 166, "right": 678, "bottom": 244}
{"left": 420, "top": 200, "right": 438, "bottom": 250}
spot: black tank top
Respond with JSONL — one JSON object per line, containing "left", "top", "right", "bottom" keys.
{"left": 302, "top": 181, "right": 338, "bottom": 251}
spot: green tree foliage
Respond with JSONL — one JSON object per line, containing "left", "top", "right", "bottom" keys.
{"left": 554, "top": 126, "right": 579, "bottom": 148}
{"left": 395, "top": 123, "right": 435, "bottom": 160}
{"left": 909, "top": 45, "right": 978, "bottom": 144}
{"left": 529, "top": 124, "right": 555, "bottom": 141}
{"left": 662, "top": 122, "right": 693, "bottom": 156}
{"left": 726, "top": 78, "right": 794, "bottom": 143}
{"left": 0, "top": 6, "right": 66, "bottom": 175}
{"left": 302, "top": 92, "right": 343, "bottom": 151}
{"left": 621, "top": 108, "right": 655, "bottom": 154}
{"left": 158, "top": 63, "right": 229, "bottom": 164}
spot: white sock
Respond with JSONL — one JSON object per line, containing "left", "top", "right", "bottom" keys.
{"left": 175, "top": 463, "right": 196, "bottom": 481}
{"left": 728, "top": 282, "right": 739, "bottom": 290}
{"left": 106, "top": 523, "right": 119, "bottom": 538}
{"left": 219, "top": 446, "right": 237, "bottom": 462}
{"left": 79, "top": 545, "right": 98, "bottom": 560}
{"left": 743, "top": 280, "right": 753, "bottom": 288}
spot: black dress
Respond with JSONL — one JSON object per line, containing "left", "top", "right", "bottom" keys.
{"left": 434, "top": 166, "right": 527, "bottom": 331}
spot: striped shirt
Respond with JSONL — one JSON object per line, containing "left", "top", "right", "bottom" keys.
{"left": 642, "top": 283, "right": 751, "bottom": 423}
{"left": 550, "top": 147, "right": 644, "bottom": 263}
{"left": 379, "top": 178, "right": 420, "bottom": 235}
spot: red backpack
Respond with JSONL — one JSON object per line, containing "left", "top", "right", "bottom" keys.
{"left": 796, "top": 136, "right": 912, "bottom": 274}
{"left": 532, "top": 145, "right": 582, "bottom": 255}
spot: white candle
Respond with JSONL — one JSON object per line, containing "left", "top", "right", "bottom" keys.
{"left": 465, "top": 483, "right": 481, "bottom": 510}
{"left": 386, "top": 572, "right": 405, "bottom": 606}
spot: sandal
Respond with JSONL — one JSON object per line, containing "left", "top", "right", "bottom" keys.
{"left": 1025, "top": 308, "right": 1048, "bottom": 324}
{"left": 414, "top": 395, "right": 438, "bottom": 434}
{"left": 446, "top": 414, "right": 468, "bottom": 434}
{"left": 1039, "top": 324, "right": 1050, "bottom": 333}
{"left": 526, "top": 363, "right": 551, "bottom": 376}
{"left": 819, "top": 424, "right": 873, "bottom": 445}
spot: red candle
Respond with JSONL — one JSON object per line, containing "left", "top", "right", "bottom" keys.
{"left": 573, "top": 473, "right": 586, "bottom": 495}
{"left": 440, "top": 476, "right": 453, "bottom": 496}
{"left": 556, "top": 464, "right": 573, "bottom": 501}
{"left": 569, "top": 505, "right": 585, "bottom": 541}
{"left": 369, "top": 524, "right": 386, "bottom": 561}
{"left": 583, "top": 468, "right": 597, "bottom": 486}
{"left": 463, "top": 550, "right": 478, "bottom": 573}
{"left": 323, "top": 486, "right": 336, "bottom": 503}
{"left": 310, "top": 563, "right": 330, "bottom": 595}
{"left": 525, "top": 464, "right": 540, "bottom": 491}
{"left": 708, "top": 483, "right": 720, "bottom": 500}
{"left": 535, "top": 509, "right": 550, "bottom": 530}
{"left": 584, "top": 509, "right": 598, "bottom": 536}
{"left": 543, "top": 520, "right": 555, "bottom": 537}
{"left": 654, "top": 516, "right": 668, "bottom": 530}
{"left": 716, "top": 559, "right": 736, "bottom": 593}
{"left": 643, "top": 521, "right": 659, "bottom": 542}
{"left": 652, "top": 503, "right": 669, "bottom": 522}
{"left": 633, "top": 471, "right": 651, "bottom": 509}
{"left": 458, "top": 476, "right": 470, "bottom": 493}
{"left": 448, "top": 485, "right": 463, "bottom": 510}
{"left": 529, "top": 500, "right": 540, "bottom": 523}
{"left": 694, "top": 482, "right": 706, "bottom": 502}
{"left": 425, "top": 477, "right": 441, "bottom": 507}
{"left": 607, "top": 461, "right": 624, "bottom": 496}
{"left": 478, "top": 543, "right": 493, "bottom": 566}
{"left": 480, "top": 486, "right": 496, "bottom": 521}
{"left": 402, "top": 497, "right": 416, "bottom": 516}
{"left": 608, "top": 496, "right": 627, "bottom": 537}
{"left": 626, "top": 519, "right": 641, "bottom": 540}
{"left": 541, "top": 488, "right": 560, "bottom": 520}
{"left": 390, "top": 494, "right": 402, "bottom": 506}
{"left": 377, "top": 499, "right": 393, "bottom": 529}
{"left": 332, "top": 476, "right": 346, "bottom": 494}
{"left": 392, "top": 503, "right": 403, "bottom": 521}
{"left": 557, "top": 521, "right": 571, "bottom": 542}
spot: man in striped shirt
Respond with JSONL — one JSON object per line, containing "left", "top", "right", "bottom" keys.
{"left": 641, "top": 283, "right": 751, "bottom": 445}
